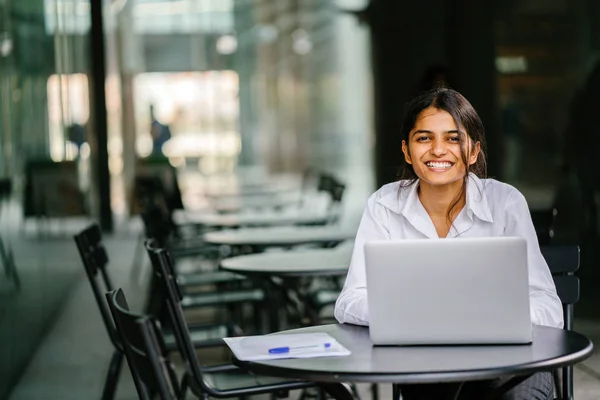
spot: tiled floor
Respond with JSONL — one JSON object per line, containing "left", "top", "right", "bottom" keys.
{"left": 5, "top": 226, "right": 600, "bottom": 399}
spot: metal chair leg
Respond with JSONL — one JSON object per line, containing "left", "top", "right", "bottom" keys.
{"left": 370, "top": 383, "right": 379, "bottom": 400}
{"left": 392, "top": 384, "right": 401, "bottom": 400}
{"left": 320, "top": 382, "right": 355, "bottom": 400}
{"left": 101, "top": 350, "right": 123, "bottom": 400}
{"left": 553, "top": 369, "right": 562, "bottom": 399}
{"left": 563, "top": 365, "right": 573, "bottom": 400}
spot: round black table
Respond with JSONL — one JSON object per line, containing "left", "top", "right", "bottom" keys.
{"left": 186, "top": 211, "right": 331, "bottom": 229}
{"left": 220, "top": 247, "right": 351, "bottom": 277}
{"left": 234, "top": 324, "right": 593, "bottom": 399}
{"left": 203, "top": 226, "right": 355, "bottom": 249}
{"left": 221, "top": 248, "right": 352, "bottom": 330}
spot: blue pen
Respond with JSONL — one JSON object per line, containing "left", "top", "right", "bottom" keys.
{"left": 269, "top": 343, "right": 331, "bottom": 354}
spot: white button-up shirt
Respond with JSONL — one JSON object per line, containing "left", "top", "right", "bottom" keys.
{"left": 334, "top": 174, "right": 564, "bottom": 328}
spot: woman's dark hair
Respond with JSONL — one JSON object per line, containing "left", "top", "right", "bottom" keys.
{"left": 418, "top": 64, "right": 452, "bottom": 92}
{"left": 397, "top": 87, "right": 488, "bottom": 225}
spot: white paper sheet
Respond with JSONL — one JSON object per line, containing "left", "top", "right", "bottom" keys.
{"left": 224, "top": 332, "right": 351, "bottom": 361}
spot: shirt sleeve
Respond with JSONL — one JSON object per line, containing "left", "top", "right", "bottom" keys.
{"left": 334, "top": 193, "right": 390, "bottom": 325}
{"left": 504, "top": 190, "right": 564, "bottom": 328}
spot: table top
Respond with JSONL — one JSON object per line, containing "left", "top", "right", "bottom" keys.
{"left": 213, "top": 196, "right": 301, "bottom": 213}
{"left": 220, "top": 247, "right": 352, "bottom": 277}
{"left": 203, "top": 226, "right": 355, "bottom": 247}
{"left": 233, "top": 324, "right": 594, "bottom": 384}
{"left": 204, "top": 183, "right": 299, "bottom": 199}
{"left": 186, "top": 211, "right": 330, "bottom": 228}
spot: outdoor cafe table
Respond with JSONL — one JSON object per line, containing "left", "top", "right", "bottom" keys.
{"left": 220, "top": 247, "right": 351, "bottom": 330}
{"left": 212, "top": 195, "right": 301, "bottom": 214}
{"left": 185, "top": 210, "right": 331, "bottom": 229}
{"left": 233, "top": 323, "right": 594, "bottom": 400}
{"left": 203, "top": 181, "right": 299, "bottom": 200}
{"left": 203, "top": 226, "right": 355, "bottom": 252}
{"left": 220, "top": 247, "right": 351, "bottom": 278}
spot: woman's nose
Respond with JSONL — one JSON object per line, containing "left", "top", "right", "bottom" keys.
{"left": 431, "top": 140, "right": 448, "bottom": 156}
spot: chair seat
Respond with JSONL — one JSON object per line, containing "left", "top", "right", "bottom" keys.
{"left": 163, "top": 324, "right": 228, "bottom": 350}
{"left": 181, "top": 289, "right": 264, "bottom": 308}
{"left": 168, "top": 240, "right": 220, "bottom": 259}
{"left": 203, "top": 366, "right": 316, "bottom": 395}
{"left": 177, "top": 270, "right": 245, "bottom": 287}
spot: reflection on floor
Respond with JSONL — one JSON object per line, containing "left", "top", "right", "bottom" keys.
{"left": 0, "top": 216, "right": 91, "bottom": 399}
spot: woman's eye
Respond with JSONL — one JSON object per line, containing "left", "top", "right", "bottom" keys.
{"left": 449, "top": 136, "right": 460, "bottom": 142}
{"left": 416, "top": 136, "right": 429, "bottom": 142}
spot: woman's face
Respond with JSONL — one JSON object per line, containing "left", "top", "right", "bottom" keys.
{"left": 401, "top": 107, "right": 480, "bottom": 189}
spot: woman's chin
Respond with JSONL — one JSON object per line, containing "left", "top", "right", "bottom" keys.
{"left": 418, "top": 173, "right": 466, "bottom": 188}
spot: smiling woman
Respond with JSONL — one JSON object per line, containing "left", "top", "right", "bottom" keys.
{"left": 334, "top": 87, "right": 562, "bottom": 399}
{"left": 398, "top": 88, "right": 487, "bottom": 236}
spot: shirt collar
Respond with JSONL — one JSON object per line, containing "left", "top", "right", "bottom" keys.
{"left": 377, "top": 173, "right": 494, "bottom": 223}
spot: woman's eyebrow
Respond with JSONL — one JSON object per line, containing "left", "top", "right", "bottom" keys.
{"left": 412, "top": 129, "right": 460, "bottom": 136}
{"left": 412, "top": 129, "right": 432, "bottom": 135}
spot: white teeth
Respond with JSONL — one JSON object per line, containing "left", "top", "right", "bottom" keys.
{"left": 426, "top": 162, "right": 453, "bottom": 168}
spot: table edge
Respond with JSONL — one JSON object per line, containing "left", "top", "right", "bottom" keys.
{"left": 233, "top": 334, "right": 594, "bottom": 384}
{"left": 220, "top": 265, "right": 348, "bottom": 277}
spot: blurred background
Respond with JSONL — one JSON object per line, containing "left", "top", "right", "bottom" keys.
{"left": 2, "top": 0, "right": 600, "bottom": 398}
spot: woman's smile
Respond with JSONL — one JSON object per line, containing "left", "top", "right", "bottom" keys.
{"left": 402, "top": 107, "right": 478, "bottom": 189}
{"left": 424, "top": 160, "right": 455, "bottom": 171}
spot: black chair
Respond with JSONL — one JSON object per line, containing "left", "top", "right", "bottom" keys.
{"left": 73, "top": 224, "right": 124, "bottom": 400}
{"left": 135, "top": 196, "right": 249, "bottom": 296}
{"left": 106, "top": 289, "right": 182, "bottom": 400}
{"left": 326, "top": 179, "right": 346, "bottom": 225}
{"left": 136, "top": 192, "right": 217, "bottom": 259}
{"left": 314, "top": 173, "right": 347, "bottom": 226}
{"left": 532, "top": 208, "right": 558, "bottom": 245}
{"left": 284, "top": 174, "right": 346, "bottom": 324}
{"left": 144, "top": 235, "right": 265, "bottom": 332}
{"left": 541, "top": 245, "right": 580, "bottom": 400}
{"left": 131, "top": 176, "right": 217, "bottom": 273}
{"left": 144, "top": 241, "right": 354, "bottom": 400}
{"left": 73, "top": 224, "right": 239, "bottom": 400}
{"left": 304, "top": 174, "right": 347, "bottom": 319}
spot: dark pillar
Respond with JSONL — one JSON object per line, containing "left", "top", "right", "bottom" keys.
{"left": 446, "top": 0, "right": 500, "bottom": 178}
{"left": 90, "top": 0, "right": 113, "bottom": 231}
{"left": 367, "top": 0, "right": 499, "bottom": 186}
{"left": 368, "top": 0, "right": 448, "bottom": 187}
{"left": 234, "top": 0, "right": 258, "bottom": 166}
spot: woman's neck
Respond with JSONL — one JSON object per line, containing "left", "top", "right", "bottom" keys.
{"left": 417, "top": 179, "right": 465, "bottom": 221}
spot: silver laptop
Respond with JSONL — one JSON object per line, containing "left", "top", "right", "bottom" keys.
{"left": 364, "top": 237, "right": 532, "bottom": 345}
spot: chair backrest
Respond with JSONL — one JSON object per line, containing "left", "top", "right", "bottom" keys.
{"left": 138, "top": 195, "right": 175, "bottom": 248}
{"left": 531, "top": 208, "right": 558, "bottom": 245}
{"left": 144, "top": 239, "right": 216, "bottom": 395}
{"left": 301, "top": 168, "right": 320, "bottom": 192}
{"left": 106, "top": 289, "right": 180, "bottom": 400}
{"left": 322, "top": 176, "right": 345, "bottom": 224}
{"left": 131, "top": 160, "right": 184, "bottom": 215}
{"left": 316, "top": 173, "right": 333, "bottom": 193}
{"left": 73, "top": 224, "right": 120, "bottom": 349}
{"left": 540, "top": 245, "right": 580, "bottom": 330}
{"left": 330, "top": 181, "right": 345, "bottom": 204}
{"left": 540, "top": 247, "right": 579, "bottom": 400}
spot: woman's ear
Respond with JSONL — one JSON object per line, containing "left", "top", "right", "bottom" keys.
{"left": 469, "top": 141, "right": 481, "bottom": 165}
{"left": 402, "top": 140, "right": 412, "bottom": 164}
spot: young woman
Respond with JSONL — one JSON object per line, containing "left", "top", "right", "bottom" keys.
{"left": 334, "top": 88, "right": 561, "bottom": 400}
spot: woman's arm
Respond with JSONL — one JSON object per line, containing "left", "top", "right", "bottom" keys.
{"left": 504, "top": 190, "right": 564, "bottom": 328}
{"left": 334, "top": 193, "right": 390, "bottom": 325}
